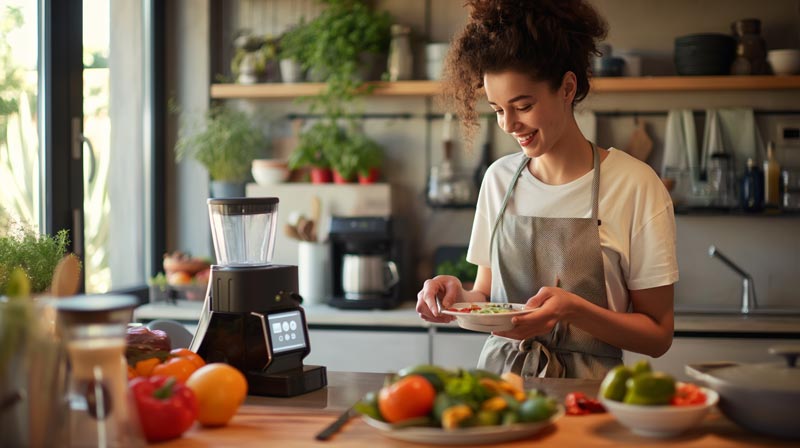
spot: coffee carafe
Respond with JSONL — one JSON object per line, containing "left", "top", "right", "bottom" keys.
{"left": 329, "top": 217, "right": 403, "bottom": 310}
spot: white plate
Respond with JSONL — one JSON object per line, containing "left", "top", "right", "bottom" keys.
{"left": 361, "top": 405, "right": 564, "bottom": 445}
{"left": 441, "top": 302, "right": 536, "bottom": 333}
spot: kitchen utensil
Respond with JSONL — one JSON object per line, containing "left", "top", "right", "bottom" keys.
{"left": 208, "top": 198, "right": 278, "bottom": 266}
{"left": 284, "top": 223, "right": 302, "bottom": 241}
{"left": 298, "top": 218, "right": 315, "bottom": 242}
{"left": 315, "top": 407, "right": 356, "bottom": 441}
{"left": 624, "top": 118, "right": 653, "bottom": 162}
{"left": 51, "top": 254, "right": 81, "bottom": 297}
{"left": 599, "top": 385, "right": 718, "bottom": 438}
{"left": 341, "top": 254, "right": 399, "bottom": 298}
{"left": 473, "top": 116, "right": 492, "bottom": 190}
{"left": 685, "top": 345, "right": 800, "bottom": 440}
{"left": 428, "top": 113, "right": 456, "bottom": 205}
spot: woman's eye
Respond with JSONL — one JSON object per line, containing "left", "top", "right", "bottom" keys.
{"left": 517, "top": 105, "right": 532, "bottom": 112}
{"left": 492, "top": 109, "right": 504, "bottom": 115}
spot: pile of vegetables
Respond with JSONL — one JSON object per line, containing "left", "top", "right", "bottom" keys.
{"left": 599, "top": 360, "right": 707, "bottom": 406}
{"left": 354, "top": 365, "right": 559, "bottom": 429}
{"left": 124, "top": 326, "right": 248, "bottom": 442}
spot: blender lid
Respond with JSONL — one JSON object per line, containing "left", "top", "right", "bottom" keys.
{"left": 207, "top": 197, "right": 279, "bottom": 215}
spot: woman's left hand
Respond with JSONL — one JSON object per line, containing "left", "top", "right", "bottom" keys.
{"left": 493, "top": 286, "right": 580, "bottom": 340}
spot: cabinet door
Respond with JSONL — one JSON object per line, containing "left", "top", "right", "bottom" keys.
{"left": 431, "top": 331, "right": 490, "bottom": 370}
{"left": 624, "top": 337, "right": 794, "bottom": 381}
{"left": 306, "top": 329, "right": 430, "bottom": 373}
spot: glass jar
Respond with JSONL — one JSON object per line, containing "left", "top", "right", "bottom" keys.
{"left": 388, "top": 24, "right": 413, "bottom": 81}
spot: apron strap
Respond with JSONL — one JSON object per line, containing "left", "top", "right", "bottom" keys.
{"left": 589, "top": 142, "right": 602, "bottom": 224}
{"left": 489, "top": 156, "right": 530, "bottom": 254}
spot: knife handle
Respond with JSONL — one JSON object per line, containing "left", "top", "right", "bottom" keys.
{"left": 315, "top": 408, "right": 355, "bottom": 441}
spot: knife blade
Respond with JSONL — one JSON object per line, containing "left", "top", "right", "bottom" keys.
{"left": 315, "top": 407, "right": 356, "bottom": 441}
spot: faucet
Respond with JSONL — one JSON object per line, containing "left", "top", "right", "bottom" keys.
{"left": 708, "top": 245, "right": 758, "bottom": 314}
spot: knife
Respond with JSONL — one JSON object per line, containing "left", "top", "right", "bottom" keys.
{"left": 315, "top": 407, "right": 356, "bottom": 441}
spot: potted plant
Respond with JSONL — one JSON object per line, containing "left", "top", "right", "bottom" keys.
{"left": 299, "top": 0, "right": 392, "bottom": 114}
{"left": 350, "top": 130, "right": 383, "bottom": 184}
{"left": 288, "top": 121, "right": 344, "bottom": 183}
{"left": 230, "top": 31, "right": 280, "bottom": 84}
{"left": 278, "top": 21, "right": 312, "bottom": 83}
{"left": 0, "top": 223, "right": 71, "bottom": 296}
{"left": 175, "top": 105, "right": 265, "bottom": 197}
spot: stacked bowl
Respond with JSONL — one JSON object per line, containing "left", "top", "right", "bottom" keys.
{"left": 674, "top": 34, "right": 736, "bottom": 76}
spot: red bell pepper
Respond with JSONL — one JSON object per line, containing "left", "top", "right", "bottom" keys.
{"left": 565, "top": 392, "right": 605, "bottom": 415}
{"left": 129, "top": 375, "right": 198, "bottom": 442}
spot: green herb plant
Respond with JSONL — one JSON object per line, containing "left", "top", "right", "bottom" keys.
{"left": 0, "top": 219, "right": 70, "bottom": 295}
{"left": 174, "top": 105, "right": 266, "bottom": 182}
{"left": 435, "top": 252, "right": 478, "bottom": 284}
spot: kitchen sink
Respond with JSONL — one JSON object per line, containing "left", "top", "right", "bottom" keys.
{"left": 674, "top": 307, "right": 800, "bottom": 317}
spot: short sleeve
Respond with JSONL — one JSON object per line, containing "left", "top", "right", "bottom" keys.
{"left": 626, "top": 205, "right": 680, "bottom": 290}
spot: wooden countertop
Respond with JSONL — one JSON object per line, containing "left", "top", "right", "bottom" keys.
{"left": 158, "top": 371, "right": 794, "bottom": 447}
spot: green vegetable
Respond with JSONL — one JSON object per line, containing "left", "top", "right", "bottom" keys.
{"left": 599, "top": 365, "right": 633, "bottom": 402}
{"left": 623, "top": 372, "right": 676, "bottom": 405}
{"left": 631, "top": 359, "right": 652, "bottom": 376}
{"left": 518, "top": 396, "right": 557, "bottom": 423}
{"left": 0, "top": 224, "right": 70, "bottom": 294}
{"left": 353, "top": 391, "right": 382, "bottom": 420}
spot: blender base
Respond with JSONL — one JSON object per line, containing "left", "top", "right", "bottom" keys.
{"left": 246, "top": 365, "right": 328, "bottom": 397}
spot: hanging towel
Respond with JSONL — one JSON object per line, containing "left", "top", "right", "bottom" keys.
{"left": 574, "top": 109, "right": 597, "bottom": 144}
{"left": 662, "top": 109, "right": 699, "bottom": 179}
{"left": 700, "top": 108, "right": 764, "bottom": 176}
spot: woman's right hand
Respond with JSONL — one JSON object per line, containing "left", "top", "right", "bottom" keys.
{"left": 416, "top": 275, "right": 463, "bottom": 323}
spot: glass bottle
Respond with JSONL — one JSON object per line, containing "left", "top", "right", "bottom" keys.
{"left": 740, "top": 158, "right": 764, "bottom": 212}
{"left": 388, "top": 24, "right": 413, "bottom": 82}
{"left": 763, "top": 141, "right": 781, "bottom": 208}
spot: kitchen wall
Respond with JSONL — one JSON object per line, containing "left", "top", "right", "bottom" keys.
{"left": 167, "top": 0, "right": 800, "bottom": 309}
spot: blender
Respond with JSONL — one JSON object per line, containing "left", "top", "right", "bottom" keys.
{"left": 190, "top": 198, "right": 327, "bottom": 397}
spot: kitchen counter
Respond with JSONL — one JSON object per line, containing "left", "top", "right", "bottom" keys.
{"left": 158, "top": 371, "right": 794, "bottom": 447}
{"left": 134, "top": 300, "right": 800, "bottom": 336}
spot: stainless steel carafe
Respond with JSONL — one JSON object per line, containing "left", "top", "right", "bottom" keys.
{"left": 341, "top": 254, "right": 399, "bottom": 298}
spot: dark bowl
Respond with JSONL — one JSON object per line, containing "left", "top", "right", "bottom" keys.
{"left": 674, "top": 33, "right": 736, "bottom": 75}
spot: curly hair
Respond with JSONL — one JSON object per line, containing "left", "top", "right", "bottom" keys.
{"left": 441, "top": 0, "right": 608, "bottom": 143}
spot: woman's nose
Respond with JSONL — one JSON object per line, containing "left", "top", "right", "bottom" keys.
{"left": 500, "top": 111, "right": 518, "bottom": 134}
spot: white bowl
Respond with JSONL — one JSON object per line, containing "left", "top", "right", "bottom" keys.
{"left": 768, "top": 49, "right": 800, "bottom": 75}
{"left": 600, "top": 386, "right": 719, "bottom": 438}
{"left": 252, "top": 159, "right": 289, "bottom": 185}
{"left": 441, "top": 302, "right": 536, "bottom": 333}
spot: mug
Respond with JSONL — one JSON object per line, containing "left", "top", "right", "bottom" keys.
{"left": 341, "top": 254, "right": 399, "bottom": 297}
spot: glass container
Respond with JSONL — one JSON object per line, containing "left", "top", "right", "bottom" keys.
{"left": 207, "top": 197, "right": 279, "bottom": 266}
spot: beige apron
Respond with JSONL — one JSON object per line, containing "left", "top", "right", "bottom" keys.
{"left": 477, "top": 143, "right": 622, "bottom": 379}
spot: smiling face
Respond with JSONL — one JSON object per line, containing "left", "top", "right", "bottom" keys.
{"left": 484, "top": 70, "right": 576, "bottom": 159}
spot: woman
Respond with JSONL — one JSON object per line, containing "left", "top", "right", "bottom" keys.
{"left": 416, "top": 0, "right": 678, "bottom": 379}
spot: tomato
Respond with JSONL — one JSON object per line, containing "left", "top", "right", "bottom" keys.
{"left": 186, "top": 363, "right": 248, "bottom": 427}
{"left": 135, "top": 357, "right": 161, "bottom": 377}
{"left": 378, "top": 374, "right": 436, "bottom": 423}
{"left": 671, "top": 383, "right": 707, "bottom": 406}
{"left": 151, "top": 357, "right": 198, "bottom": 383}
{"left": 170, "top": 348, "right": 206, "bottom": 369}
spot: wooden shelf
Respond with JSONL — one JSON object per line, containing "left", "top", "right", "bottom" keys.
{"left": 210, "top": 76, "right": 800, "bottom": 99}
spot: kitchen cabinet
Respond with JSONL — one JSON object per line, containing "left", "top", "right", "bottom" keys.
{"left": 623, "top": 336, "right": 791, "bottom": 382}
{"left": 305, "top": 328, "right": 430, "bottom": 373}
{"left": 430, "top": 330, "right": 489, "bottom": 370}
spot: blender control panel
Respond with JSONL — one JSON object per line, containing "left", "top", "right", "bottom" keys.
{"left": 267, "top": 310, "right": 307, "bottom": 354}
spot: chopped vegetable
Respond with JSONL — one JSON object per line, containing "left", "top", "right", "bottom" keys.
{"left": 565, "top": 392, "right": 605, "bottom": 415}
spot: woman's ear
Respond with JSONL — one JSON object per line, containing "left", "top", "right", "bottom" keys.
{"left": 561, "top": 71, "right": 577, "bottom": 104}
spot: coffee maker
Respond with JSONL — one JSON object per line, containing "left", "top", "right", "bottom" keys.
{"left": 328, "top": 216, "right": 403, "bottom": 310}
{"left": 190, "top": 198, "right": 327, "bottom": 397}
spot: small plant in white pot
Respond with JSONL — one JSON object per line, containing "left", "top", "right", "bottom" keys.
{"left": 175, "top": 105, "right": 266, "bottom": 197}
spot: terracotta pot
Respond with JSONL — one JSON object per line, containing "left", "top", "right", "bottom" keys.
{"left": 310, "top": 167, "right": 333, "bottom": 184}
{"left": 358, "top": 168, "right": 380, "bottom": 184}
{"left": 333, "top": 171, "right": 354, "bottom": 184}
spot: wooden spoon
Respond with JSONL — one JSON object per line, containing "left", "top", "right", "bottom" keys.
{"left": 284, "top": 223, "right": 302, "bottom": 241}
{"left": 51, "top": 254, "right": 81, "bottom": 297}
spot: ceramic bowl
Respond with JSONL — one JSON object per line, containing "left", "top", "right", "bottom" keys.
{"left": 600, "top": 386, "right": 718, "bottom": 438}
{"left": 768, "top": 49, "right": 800, "bottom": 75}
{"left": 252, "top": 159, "right": 290, "bottom": 185}
{"left": 441, "top": 302, "right": 536, "bottom": 332}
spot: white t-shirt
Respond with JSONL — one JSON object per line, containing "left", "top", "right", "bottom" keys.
{"left": 467, "top": 148, "right": 679, "bottom": 312}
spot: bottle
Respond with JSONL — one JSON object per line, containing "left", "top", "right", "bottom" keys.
{"left": 763, "top": 141, "right": 781, "bottom": 208}
{"left": 740, "top": 158, "right": 764, "bottom": 212}
{"left": 388, "top": 24, "right": 413, "bottom": 81}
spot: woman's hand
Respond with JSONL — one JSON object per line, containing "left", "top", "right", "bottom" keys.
{"left": 493, "top": 286, "right": 580, "bottom": 340}
{"left": 416, "top": 275, "right": 463, "bottom": 323}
